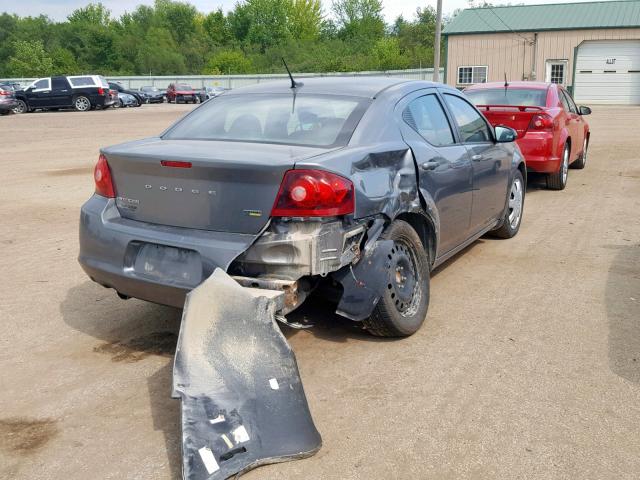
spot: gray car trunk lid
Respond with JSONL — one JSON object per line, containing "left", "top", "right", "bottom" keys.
{"left": 105, "top": 138, "right": 331, "bottom": 234}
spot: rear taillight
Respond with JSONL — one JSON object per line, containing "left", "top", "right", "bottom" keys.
{"left": 0, "top": 90, "right": 9, "bottom": 96}
{"left": 529, "top": 113, "right": 554, "bottom": 131}
{"left": 94, "top": 154, "right": 115, "bottom": 198}
{"left": 271, "top": 169, "right": 354, "bottom": 217}
{"left": 97, "top": 87, "right": 104, "bottom": 95}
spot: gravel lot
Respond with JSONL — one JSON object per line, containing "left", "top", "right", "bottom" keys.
{"left": 1, "top": 103, "right": 639, "bottom": 480}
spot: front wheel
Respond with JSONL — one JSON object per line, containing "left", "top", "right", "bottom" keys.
{"left": 491, "top": 170, "right": 525, "bottom": 239}
{"left": 362, "top": 220, "right": 430, "bottom": 337}
{"left": 74, "top": 95, "right": 91, "bottom": 112}
{"left": 547, "top": 144, "right": 569, "bottom": 190}
{"left": 571, "top": 136, "right": 588, "bottom": 170}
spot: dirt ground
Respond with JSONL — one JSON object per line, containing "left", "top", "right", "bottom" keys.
{"left": 1, "top": 103, "right": 639, "bottom": 480}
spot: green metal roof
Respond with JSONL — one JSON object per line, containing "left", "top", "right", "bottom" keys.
{"left": 443, "top": 0, "right": 640, "bottom": 35}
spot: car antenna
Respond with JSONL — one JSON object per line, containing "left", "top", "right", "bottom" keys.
{"left": 504, "top": 72, "right": 509, "bottom": 91}
{"left": 282, "top": 58, "right": 303, "bottom": 89}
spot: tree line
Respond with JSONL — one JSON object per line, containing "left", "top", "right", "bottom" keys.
{"left": 0, "top": 0, "right": 446, "bottom": 78}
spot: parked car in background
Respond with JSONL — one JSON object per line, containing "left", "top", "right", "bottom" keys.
{"left": 204, "top": 86, "right": 230, "bottom": 100}
{"left": 108, "top": 82, "right": 144, "bottom": 106}
{"left": 138, "top": 86, "right": 165, "bottom": 103}
{"left": 166, "top": 83, "right": 199, "bottom": 103}
{"left": 193, "top": 88, "right": 207, "bottom": 103}
{"left": 79, "top": 78, "right": 525, "bottom": 338}
{"left": 115, "top": 92, "right": 139, "bottom": 108}
{"left": 0, "top": 86, "right": 18, "bottom": 115}
{"left": 0, "top": 82, "right": 23, "bottom": 92}
{"left": 13, "top": 75, "right": 114, "bottom": 113}
{"left": 464, "top": 81, "right": 590, "bottom": 190}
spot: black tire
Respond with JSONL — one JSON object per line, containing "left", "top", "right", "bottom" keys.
{"left": 547, "top": 143, "right": 570, "bottom": 190}
{"left": 13, "top": 99, "right": 28, "bottom": 114}
{"left": 491, "top": 169, "right": 525, "bottom": 239}
{"left": 571, "top": 135, "right": 588, "bottom": 170}
{"left": 362, "top": 220, "right": 430, "bottom": 337}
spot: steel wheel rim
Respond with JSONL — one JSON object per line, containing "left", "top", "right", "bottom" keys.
{"left": 387, "top": 240, "right": 422, "bottom": 317}
{"left": 508, "top": 177, "right": 523, "bottom": 228}
{"left": 562, "top": 148, "right": 569, "bottom": 184}
{"left": 76, "top": 97, "right": 90, "bottom": 111}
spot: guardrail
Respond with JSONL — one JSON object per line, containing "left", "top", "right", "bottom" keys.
{"left": 1, "top": 68, "right": 444, "bottom": 90}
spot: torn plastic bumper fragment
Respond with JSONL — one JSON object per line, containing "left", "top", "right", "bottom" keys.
{"left": 172, "top": 268, "right": 321, "bottom": 479}
{"left": 333, "top": 239, "right": 394, "bottom": 321}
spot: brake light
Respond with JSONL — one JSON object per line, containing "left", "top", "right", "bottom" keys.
{"left": 271, "top": 169, "right": 354, "bottom": 217}
{"left": 529, "top": 113, "right": 554, "bottom": 131}
{"left": 0, "top": 90, "right": 9, "bottom": 96}
{"left": 94, "top": 154, "right": 115, "bottom": 198}
{"left": 161, "top": 160, "right": 192, "bottom": 168}
{"left": 97, "top": 87, "right": 104, "bottom": 95}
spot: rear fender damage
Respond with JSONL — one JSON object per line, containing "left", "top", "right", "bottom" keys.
{"left": 173, "top": 269, "right": 321, "bottom": 479}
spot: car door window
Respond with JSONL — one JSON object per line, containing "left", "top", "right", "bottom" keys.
{"left": 558, "top": 89, "right": 573, "bottom": 113}
{"left": 403, "top": 94, "right": 455, "bottom": 146}
{"left": 33, "top": 78, "right": 50, "bottom": 90}
{"left": 561, "top": 89, "right": 578, "bottom": 114}
{"left": 443, "top": 94, "right": 492, "bottom": 143}
{"left": 51, "top": 77, "right": 68, "bottom": 90}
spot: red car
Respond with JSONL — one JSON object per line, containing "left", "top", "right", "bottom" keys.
{"left": 465, "top": 82, "right": 591, "bottom": 190}
{"left": 166, "top": 83, "right": 199, "bottom": 104}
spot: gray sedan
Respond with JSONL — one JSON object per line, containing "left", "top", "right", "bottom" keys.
{"left": 79, "top": 77, "right": 525, "bottom": 337}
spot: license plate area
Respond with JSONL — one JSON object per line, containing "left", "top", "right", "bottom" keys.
{"left": 126, "top": 242, "right": 202, "bottom": 288}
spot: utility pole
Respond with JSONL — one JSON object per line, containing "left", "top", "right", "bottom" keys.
{"left": 433, "top": 0, "right": 443, "bottom": 82}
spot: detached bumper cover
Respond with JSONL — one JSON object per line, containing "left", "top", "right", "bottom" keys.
{"left": 173, "top": 269, "right": 321, "bottom": 479}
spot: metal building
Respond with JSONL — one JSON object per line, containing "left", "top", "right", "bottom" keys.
{"left": 443, "top": 0, "right": 640, "bottom": 104}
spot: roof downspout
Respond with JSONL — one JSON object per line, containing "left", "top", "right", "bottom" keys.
{"left": 443, "top": 35, "right": 449, "bottom": 84}
{"left": 531, "top": 32, "right": 538, "bottom": 80}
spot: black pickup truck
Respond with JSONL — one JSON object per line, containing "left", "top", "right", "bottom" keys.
{"left": 13, "top": 75, "right": 115, "bottom": 113}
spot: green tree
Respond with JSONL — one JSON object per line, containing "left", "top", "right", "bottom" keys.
{"left": 287, "top": 0, "right": 323, "bottom": 41}
{"left": 332, "top": 0, "right": 385, "bottom": 41}
{"left": 51, "top": 47, "right": 80, "bottom": 75}
{"left": 7, "top": 40, "right": 54, "bottom": 76}
{"left": 203, "top": 49, "right": 253, "bottom": 74}
{"left": 67, "top": 3, "right": 111, "bottom": 26}
{"left": 203, "top": 8, "right": 232, "bottom": 45}
{"left": 371, "top": 37, "right": 409, "bottom": 70}
{"left": 135, "top": 27, "right": 187, "bottom": 74}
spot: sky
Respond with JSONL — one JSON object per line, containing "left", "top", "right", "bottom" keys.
{"left": 1, "top": 0, "right": 622, "bottom": 23}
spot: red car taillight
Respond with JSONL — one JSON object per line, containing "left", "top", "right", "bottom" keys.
{"left": 94, "top": 154, "right": 115, "bottom": 198}
{"left": 97, "top": 87, "right": 104, "bottom": 95}
{"left": 0, "top": 90, "right": 9, "bottom": 96}
{"left": 528, "top": 113, "right": 554, "bottom": 131}
{"left": 271, "top": 169, "right": 354, "bottom": 217}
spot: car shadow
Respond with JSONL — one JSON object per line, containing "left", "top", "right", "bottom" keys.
{"left": 60, "top": 282, "right": 183, "bottom": 479}
{"left": 605, "top": 243, "right": 640, "bottom": 384}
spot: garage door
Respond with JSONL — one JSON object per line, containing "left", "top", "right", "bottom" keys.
{"left": 574, "top": 40, "right": 640, "bottom": 105}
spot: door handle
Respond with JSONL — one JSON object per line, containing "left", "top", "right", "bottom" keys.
{"left": 421, "top": 161, "right": 439, "bottom": 171}
{"left": 471, "top": 154, "right": 483, "bottom": 162}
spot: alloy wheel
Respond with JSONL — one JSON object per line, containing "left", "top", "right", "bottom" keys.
{"left": 562, "top": 148, "right": 569, "bottom": 185}
{"left": 75, "top": 97, "right": 90, "bottom": 111}
{"left": 508, "top": 177, "right": 524, "bottom": 229}
{"left": 13, "top": 100, "right": 27, "bottom": 114}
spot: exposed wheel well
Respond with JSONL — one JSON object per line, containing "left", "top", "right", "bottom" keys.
{"left": 394, "top": 212, "right": 436, "bottom": 266}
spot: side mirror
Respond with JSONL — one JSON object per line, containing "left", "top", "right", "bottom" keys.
{"left": 579, "top": 105, "right": 591, "bottom": 115}
{"left": 494, "top": 125, "right": 518, "bottom": 143}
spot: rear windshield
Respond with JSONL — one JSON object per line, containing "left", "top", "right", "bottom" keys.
{"left": 163, "top": 94, "right": 369, "bottom": 148}
{"left": 465, "top": 88, "right": 548, "bottom": 107}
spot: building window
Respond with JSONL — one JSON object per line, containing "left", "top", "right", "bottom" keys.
{"left": 545, "top": 60, "right": 568, "bottom": 85}
{"left": 457, "top": 66, "right": 488, "bottom": 85}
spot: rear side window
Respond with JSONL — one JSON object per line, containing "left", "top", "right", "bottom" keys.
{"left": 444, "top": 94, "right": 492, "bottom": 143}
{"left": 464, "top": 88, "right": 547, "bottom": 107}
{"left": 403, "top": 94, "right": 455, "bottom": 146}
{"left": 164, "top": 94, "right": 369, "bottom": 148}
{"left": 51, "top": 77, "right": 68, "bottom": 90}
{"left": 68, "top": 76, "right": 96, "bottom": 87}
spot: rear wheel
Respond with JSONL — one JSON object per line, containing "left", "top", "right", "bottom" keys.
{"left": 547, "top": 144, "right": 569, "bottom": 190}
{"left": 13, "top": 99, "right": 28, "bottom": 114}
{"left": 74, "top": 95, "right": 91, "bottom": 112}
{"left": 363, "top": 220, "right": 430, "bottom": 337}
{"left": 571, "top": 136, "right": 588, "bottom": 170}
{"left": 491, "top": 170, "right": 524, "bottom": 239}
